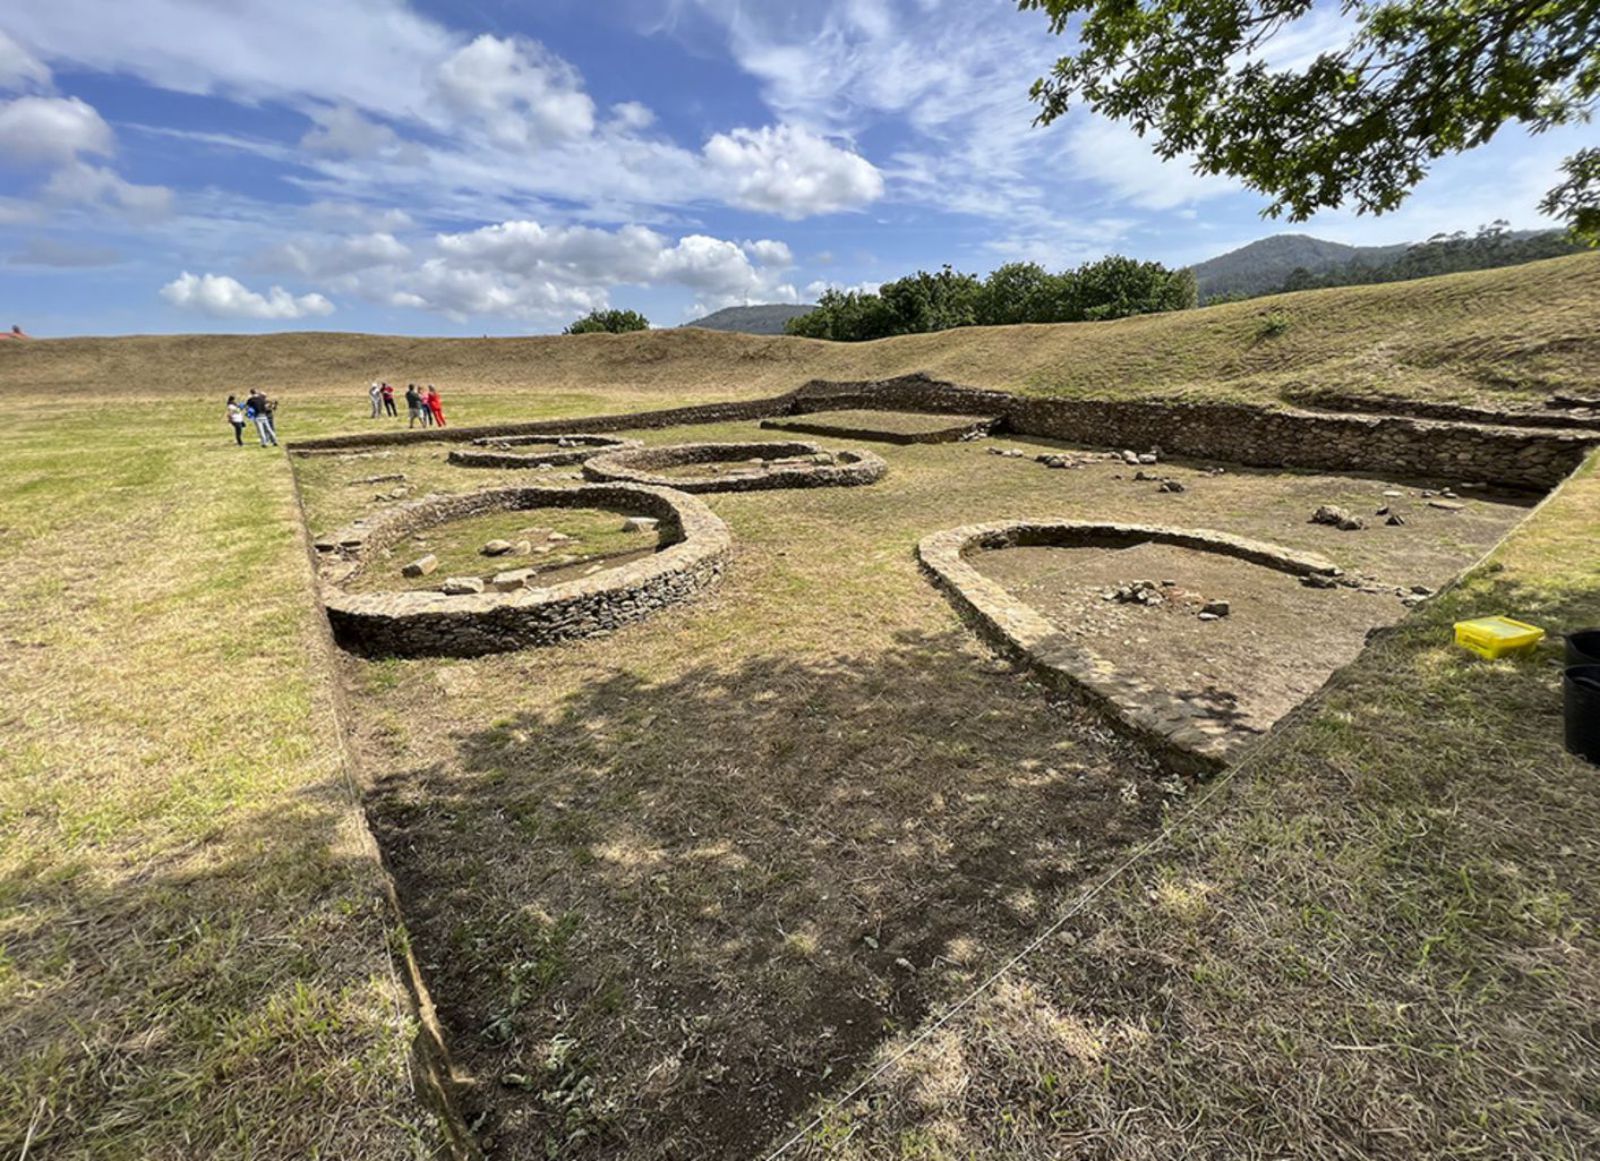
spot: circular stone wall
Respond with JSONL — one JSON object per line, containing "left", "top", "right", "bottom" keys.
{"left": 582, "top": 440, "right": 886, "bottom": 493}
{"left": 319, "top": 483, "right": 730, "bottom": 658}
{"left": 448, "top": 434, "right": 642, "bottom": 469}
{"left": 917, "top": 520, "right": 1340, "bottom": 773}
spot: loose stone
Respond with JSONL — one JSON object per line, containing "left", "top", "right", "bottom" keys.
{"left": 481, "top": 539, "right": 514, "bottom": 556}
{"left": 401, "top": 554, "right": 438, "bottom": 578}
{"left": 491, "top": 569, "right": 534, "bottom": 592}
{"left": 440, "top": 576, "right": 486, "bottom": 595}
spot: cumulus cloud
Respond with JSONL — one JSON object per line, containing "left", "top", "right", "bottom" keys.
{"left": 0, "top": 30, "right": 51, "bottom": 91}
{"left": 285, "top": 217, "right": 800, "bottom": 323}
{"left": 266, "top": 231, "right": 411, "bottom": 278}
{"left": 741, "top": 238, "right": 794, "bottom": 266}
{"left": 704, "top": 124, "right": 883, "bottom": 217}
{"left": 161, "top": 271, "right": 335, "bottom": 319}
{"left": 435, "top": 34, "right": 596, "bottom": 149}
{"left": 0, "top": 95, "right": 112, "bottom": 166}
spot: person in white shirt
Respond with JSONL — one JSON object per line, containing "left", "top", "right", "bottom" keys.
{"left": 368, "top": 381, "right": 383, "bottom": 418}
{"left": 226, "top": 396, "right": 246, "bottom": 445}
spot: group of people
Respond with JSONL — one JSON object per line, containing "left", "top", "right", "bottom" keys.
{"left": 370, "top": 381, "right": 447, "bottom": 428}
{"left": 226, "top": 390, "right": 278, "bottom": 446}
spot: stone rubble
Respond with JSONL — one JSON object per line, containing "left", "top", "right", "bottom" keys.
{"left": 1312, "top": 504, "right": 1367, "bottom": 531}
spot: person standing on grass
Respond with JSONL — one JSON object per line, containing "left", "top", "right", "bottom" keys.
{"left": 368, "top": 381, "right": 383, "bottom": 418}
{"left": 405, "top": 383, "right": 424, "bottom": 428}
{"left": 426, "top": 384, "right": 446, "bottom": 427}
{"left": 226, "top": 395, "right": 247, "bottom": 445}
{"left": 381, "top": 381, "right": 398, "bottom": 417}
{"left": 247, "top": 389, "right": 278, "bottom": 446}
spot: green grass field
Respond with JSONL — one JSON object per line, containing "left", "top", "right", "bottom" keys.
{"left": 2, "top": 257, "right": 1598, "bottom": 1158}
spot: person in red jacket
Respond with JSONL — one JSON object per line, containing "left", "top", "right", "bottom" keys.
{"left": 380, "top": 381, "right": 398, "bottom": 417}
{"left": 426, "top": 385, "right": 446, "bottom": 427}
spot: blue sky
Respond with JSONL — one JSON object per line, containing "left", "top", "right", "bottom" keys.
{"left": 0, "top": 0, "right": 1589, "bottom": 336}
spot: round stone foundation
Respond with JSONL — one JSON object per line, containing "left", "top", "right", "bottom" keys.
{"left": 581, "top": 439, "right": 886, "bottom": 493}
{"left": 918, "top": 520, "right": 1341, "bottom": 772}
{"left": 318, "top": 483, "right": 730, "bottom": 657}
{"left": 448, "top": 434, "right": 642, "bottom": 470}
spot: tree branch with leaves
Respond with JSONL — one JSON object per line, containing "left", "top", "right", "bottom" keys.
{"left": 1022, "top": 0, "right": 1600, "bottom": 241}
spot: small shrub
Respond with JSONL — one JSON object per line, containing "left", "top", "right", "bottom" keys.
{"left": 1257, "top": 309, "right": 1292, "bottom": 338}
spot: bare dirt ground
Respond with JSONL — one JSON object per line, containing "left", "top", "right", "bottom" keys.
{"left": 295, "top": 422, "right": 1534, "bottom": 1159}
{"left": 974, "top": 541, "right": 1403, "bottom": 740}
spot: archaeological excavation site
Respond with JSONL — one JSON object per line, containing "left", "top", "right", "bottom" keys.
{"left": 279, "top": 365, "right": 1597, "bottom": 1159}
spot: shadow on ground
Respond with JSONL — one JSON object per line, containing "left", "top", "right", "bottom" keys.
{"left": 366, "top": 628, "right": 1172, "bottom": 1159}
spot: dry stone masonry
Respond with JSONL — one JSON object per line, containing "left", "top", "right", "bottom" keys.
{"left": 447, "top": 434, "right": 642, "bottom": 470}
{"left": 315, "top": 484, "right": 730, "bottom": 657}
{"left": 581, "top": 440, "right": 887, "bottom": 493}
{"left": 917, "top": 519, "right": 1342, "bottom": 773}
{"left": 288, "top": 371, "right": 1596, "bottom": 490}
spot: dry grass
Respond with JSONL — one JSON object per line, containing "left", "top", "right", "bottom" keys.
{"left": 785, "top": 452, "right": 1600, "bottom": 1159}
{"left": 300, "top": 421, "right": 1536, "bottom": 1158}
{"left": 3, "top": 254, "right": 1597, "bottom": 413}
{"left": 2, "top": 256, "right": 1597, "bottom": 1159}
{"left": 0, "top": 398, "right": 445, "bottom": 1158}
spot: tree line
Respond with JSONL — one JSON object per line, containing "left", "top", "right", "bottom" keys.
{"left": 785, "top": 255, "right": 1196, "bottom": 341}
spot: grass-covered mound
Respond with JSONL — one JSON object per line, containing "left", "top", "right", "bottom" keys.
{"left": 3, "top": 253, "right": 1597, "bottom": 414}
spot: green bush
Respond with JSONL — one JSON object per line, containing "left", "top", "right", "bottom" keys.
{"left": 1256, "top": 309, "right": 1292, "bottom": 338}
{"left": 564, "top": 309, "right": 651, "bottom": 335}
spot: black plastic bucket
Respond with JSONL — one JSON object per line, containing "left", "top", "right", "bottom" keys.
{"left": 1567, "top": 630, "right": 1600, "bottom": 667}
{"left": 1566, "top": 665, "right": 1600, "bottom": 765}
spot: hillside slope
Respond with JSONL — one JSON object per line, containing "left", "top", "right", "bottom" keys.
{"left": 4, "top": 253, "right": 1597, "bottom": 414}
{"left": 1190, "top": 234, "right": 1410, "bottom": 299}
{"left": 681, "top": 303, "right": 816, "bottom": 334}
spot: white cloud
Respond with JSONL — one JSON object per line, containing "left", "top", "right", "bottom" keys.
{"left": 382, "top": 260, "right": 604, "bottom": 322}
{"left": 43, "top": 161, "right": 173, "bottom": 220}
{"left": 5, "top": 0, "right": 450, "bottom": 120}
{"left": 6, "top": 237, "right": 120, "bottom": 267}
{"left": 0, "top": 95, "right": 112, "bottom": 166}
{"left": 804, "top": 278, "right": 881, "bottom": 298}
{"left": 0, "top": 30, "right": 51, "bottom": 91}
{"left": 161, "top": 271, "right": 335, "bottom": 319}
{"left": 301, "top": 105, "right": 418, "bottom": 161}
{"left": 742, "top": 238, "right": 794, "bottom": 266}
{"left": 267, "top": 231, "right": 411, "bottom": 277}
{"left": 296, "top": 217, "right": 801, "bottom": 323}
{"left": 303, "top": 201, "right": 414, "bottom": 232}
{"left": 435, "top": 34, "right": 595, "bottom": 149}
{"left": 704, "top": 124, "right": 883, "bottom": 217}
{"left": 1062, "top": 115, "right": 1235, "bottom": 211}
{"left": 609, "top": 101, "right": 655, "bottom": 131}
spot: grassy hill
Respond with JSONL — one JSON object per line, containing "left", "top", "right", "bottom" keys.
{"left": 5, "top": 253, "right": 1597, "bottom": 415}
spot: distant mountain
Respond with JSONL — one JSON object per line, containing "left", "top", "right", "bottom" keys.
{"left": 1189, "top": 234, "right": 1412, "bottom": 301}
{"left": 682, "top": 304, "right": 816, "bottom": 335}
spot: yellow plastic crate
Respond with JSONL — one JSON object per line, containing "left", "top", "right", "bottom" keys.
{"left": 1454, "top": 616, "right": 1546, "bottom": 659}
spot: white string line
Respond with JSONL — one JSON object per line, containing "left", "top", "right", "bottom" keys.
{"left": 760, "top": 672, "right": 1344, "bottom": 1161}
{"left": 763, "top": 467, "right": 1565, "bottom": 1160}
